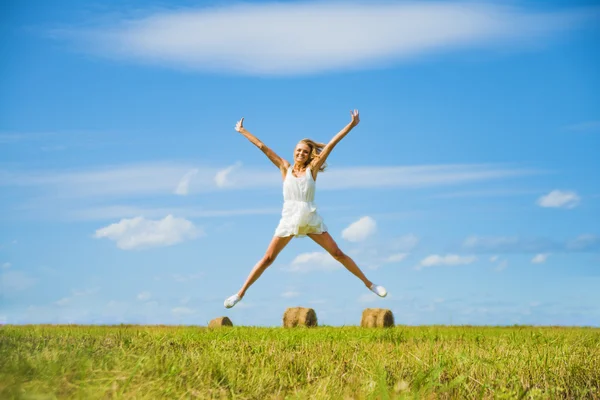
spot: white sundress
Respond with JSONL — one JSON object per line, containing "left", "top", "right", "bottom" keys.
{"left": 274, "top": 166, "right": 328, "bottom": 238}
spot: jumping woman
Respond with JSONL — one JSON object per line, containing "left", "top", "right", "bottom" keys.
{"left": 224, "top": 110, "right": 387, "bottom": 308}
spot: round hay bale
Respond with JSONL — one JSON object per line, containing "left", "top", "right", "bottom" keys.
{"left": 360, "top": 308, "right": 394, "bottom": 328}
{"left": 208, "top": 316, "right": 233, "bottom": 328}
{"left": 283, "top": 307, "right": 318, "bottom": 328}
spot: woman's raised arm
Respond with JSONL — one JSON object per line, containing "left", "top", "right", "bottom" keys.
{"left": 311, "top": 110, "right": 360, "bottom": 171}
{"left": 235, "top": 118, "right": 290, "bottom": 175}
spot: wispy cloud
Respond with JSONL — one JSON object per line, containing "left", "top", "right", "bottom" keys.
{"left": 281, "top": 291, "right": 299, "bottom": 299}
{"left": 1, "top": 270, "right": 36, "bottom": 293}
{"left": 53, "top": 287, "right": 100, "bottom": 307}
{"left": 172, "top": 273, "right": 203, "bottom": 283}
{"left": 0, "top": 132, "right": 57, "bottom": 144}
{"left": 417, "top": 254, "right": 477, "bottom": 270}
{"left": 383, "top": 253, "right": 408, "bottom": 263}
{"left": 494, "top": 260, "right": 508, "bottom": 272}
{"left": 390, "top": 234, "right": 420, "bottom": 252}
{"left": 531, "top": 253, "right": 549, "bottom": 264}
{"left": 55, "top": 297, "right": 71, "bottom": 306}
{"left": 342, "top": 216, "right": 377, "bottom": 242}
{"left": 1, "top": 162, "right": 542, "bottom": 221}
{"left": 287, "top": 252, "right": 340, "bottom": 273}
{"left": 94, "top": 214, "right": 201, "bottom": 250}
{"left": 174, "top": 168, "right": 198, "bottom": 195}
{"left": 60, "top": 2, "right": 591, "bottom": 76}
{"left": 171, "top": 307, "right": 195, "bottom": 316}
{"left": 318, "top": 164, "right": 539, "bottom": 191}
{"left": 0, "top": 162, "right": 539, "bottom": 198}
{"left": 489, "top": 255, "right": 508, "bottom": 272}
{"left": 464, "top": 236, "right": 553, "bottom": 253}
{"left": 66, "top": 205, "right": 281, "bottom": 221}
{"left": 432, "top": 188, "right": 538, "bottom": 199}
{"left": 464, "top": 234, "right": 600, "bottom": 253}
{"left": 566, "top": 235, "right": 600, "bottom": 252}
{"left": 357, "top": 293, "right": 381, "bottom": 304}
{"left": 137, "top": 291, "right": 151, "bottom": 301}
{"left": 566, "top": 120, "right": 600, "bottom": 133}
{"left": 0, "top": 162, "right": 210, "bottom": 199}
{"left": 215, "top": 162, "right": 242, "bottom": 188}
{"left": 537, "top": 190, "right": 580, "bottom": 208}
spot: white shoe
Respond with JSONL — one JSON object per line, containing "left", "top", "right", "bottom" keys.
{"left": 224, "top": 294, "right": 242, "bottom": 309}
{"left": 369, "top": 284, "right": 387, "bottom": 298}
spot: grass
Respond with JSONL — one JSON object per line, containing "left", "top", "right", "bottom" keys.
{"left": 1, "top": 325, "right": 599, "bottom": 399}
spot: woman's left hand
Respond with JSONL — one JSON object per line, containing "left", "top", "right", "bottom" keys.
{"left": 350, "top": 109, "right": 360, "bottom": 127}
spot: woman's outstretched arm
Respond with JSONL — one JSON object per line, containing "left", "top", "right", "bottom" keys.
{"left": 312, "top": 110, "right": 360, "bottom": 171}
{"left": 235, "top": 118, "right": 290, "bottom": 175}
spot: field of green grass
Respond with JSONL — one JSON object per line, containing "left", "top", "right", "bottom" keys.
{"left": 1, "top": 325, "right": 599, "bottom": 399}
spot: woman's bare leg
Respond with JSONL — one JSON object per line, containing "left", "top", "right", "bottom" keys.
{"left": 307, "top": 232, "right": 373, "bottom": 288}
{"left": 237, "top": 235, "right": 294, "bottom": 298}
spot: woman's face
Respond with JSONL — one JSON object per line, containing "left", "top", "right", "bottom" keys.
{"left": 294, "top": 143, "right": 311, "bottom": 166}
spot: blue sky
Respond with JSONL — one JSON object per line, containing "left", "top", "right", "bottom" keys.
{"left": 1, "top": 0, "right": 599, "bottom": 327}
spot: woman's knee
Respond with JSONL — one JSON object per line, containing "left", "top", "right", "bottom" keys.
{"left": 262, "top": 253, "right": 277, "bottom": 266}
{"left": 331, "top": 248, "right": 346, "bottom": 261}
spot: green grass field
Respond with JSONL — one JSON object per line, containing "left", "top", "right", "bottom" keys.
{"left": 1, "top": 325, "right": 599, "bottom": 399}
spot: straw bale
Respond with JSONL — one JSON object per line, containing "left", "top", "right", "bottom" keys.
{"left": 283, "top": 307, "right": 318, "bottom": 328}
{"left": 208, "top": 316, "right": 233, "bottom": 328}
{"left": 360, "top": 308, "right": 394, "bottom": 328}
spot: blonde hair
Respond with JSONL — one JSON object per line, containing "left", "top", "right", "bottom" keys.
{"left": 298, "top": 138, "right": 327, "bottom": 172}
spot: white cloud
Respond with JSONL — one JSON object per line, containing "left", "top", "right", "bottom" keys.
{"left": 64, "top": 2, "right": 588, "bottom": 76}
{"left": 2, "top": 262, "right": 10, "bottom": 269}
{"left": 94, "top": 214, "right": 201, "bottom": 250}
{"left": 215, "top": 162, "right": 242, "bottom": 188}
{"left": 288, "top": 252, "right": 340, "bottom": 273}
{"left": 489, "top": 255, "right": 499, "bottom": 263}
{"left": 137, "top": 291, "right": 151, "bottom": 301}
{"left": 537, "top": 190, "right": 580, "bottom": 208}
{"left": 174, "top": 168, "right": 198, "bottom": 195}
{"left": 383, "top": 253, "right": 408, "bottom": 263}
{"left": 417, "top": 254, "right": 477, "bottom": 269}
{"left": 342, "top": 216, "right": 377, "bottom": 242}
{"left": 531, "top": 253, "right": 549, "bottom": 264}
{"left": 281, "top": 291, "right": 299, "bottom": 298}
{"left": 172, "top": 307, "right": 195, "bottom": 315}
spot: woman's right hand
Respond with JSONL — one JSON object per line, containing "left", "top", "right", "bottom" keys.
{"left": 235, "top": 117, "right": 245, "bottom": 132}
